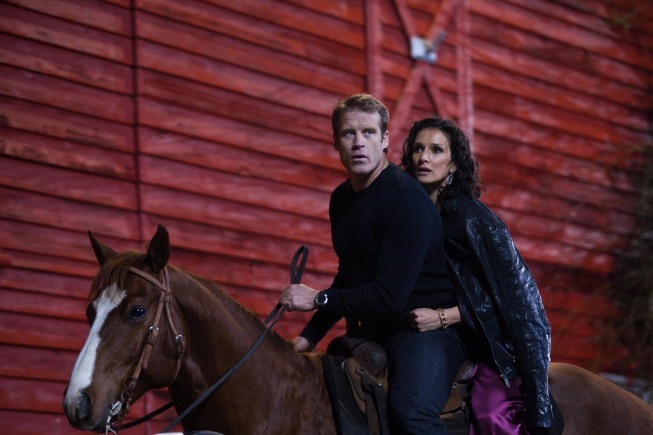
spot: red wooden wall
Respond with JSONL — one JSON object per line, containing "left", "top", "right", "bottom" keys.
{"left": 1, "top": 0, "right": 651, "bottom": 433}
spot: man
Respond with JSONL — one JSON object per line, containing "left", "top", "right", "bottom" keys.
{"left": 279, "top": 94, "right": 465, "bottom": 434}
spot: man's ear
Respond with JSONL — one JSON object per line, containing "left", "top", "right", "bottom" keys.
{"left": 382, "top": 130, "right": 389, "bottom": 153}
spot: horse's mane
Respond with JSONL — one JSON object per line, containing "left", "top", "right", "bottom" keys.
{"left": 172, "top": 266, "right": 265, "bottom": 328}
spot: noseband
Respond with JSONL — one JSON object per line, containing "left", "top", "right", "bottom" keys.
{"left": 105, "top": 266, "right": 185, "bottom": 434}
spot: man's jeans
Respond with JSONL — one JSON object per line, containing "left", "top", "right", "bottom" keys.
{"left": 385, "top": 326, "right": 466, "bottom": 434}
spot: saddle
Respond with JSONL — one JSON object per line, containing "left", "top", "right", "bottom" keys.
{"left": 322, "top": 352, "right": 389, "bottom": 435}
{"left": 322, "top": 336, "right": 471, "bottom": 435}
{"left": 323, "top": 336, "right": 566, "bottom": 435}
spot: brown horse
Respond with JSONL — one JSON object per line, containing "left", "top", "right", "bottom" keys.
{"left": 62, "top": 226, "right": 653, "bottom": 434}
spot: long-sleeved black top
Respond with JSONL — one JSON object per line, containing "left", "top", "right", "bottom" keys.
{"left": 300, "top": 164, "right": 454, "bottom": 346}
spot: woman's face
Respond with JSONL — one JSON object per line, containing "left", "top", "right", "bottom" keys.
{"left": 411, "top": 128, "right": 457, "bottom": 189}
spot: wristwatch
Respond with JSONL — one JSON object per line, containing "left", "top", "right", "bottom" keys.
{"left": 314, "top": 291, "right": 328, "bottom": 308}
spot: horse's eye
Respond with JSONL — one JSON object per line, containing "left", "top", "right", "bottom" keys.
{"left": 129, "top": 306, "right": 146, "bottom": 320}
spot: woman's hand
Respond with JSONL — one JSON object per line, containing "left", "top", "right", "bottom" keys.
{"left": 408, "top": 306, "right": 462, "bottom": 331}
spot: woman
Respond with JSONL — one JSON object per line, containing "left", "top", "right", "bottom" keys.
{"left": 400, "top": 116, "right": 553, "bottom": 434}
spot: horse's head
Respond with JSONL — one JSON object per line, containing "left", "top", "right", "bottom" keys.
{"left": 62, "top": 225, "right": 185, "bottom": 432}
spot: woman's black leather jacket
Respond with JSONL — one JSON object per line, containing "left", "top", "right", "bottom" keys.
{"left": 440, "top": 194, "right": 552, "bottom": 429}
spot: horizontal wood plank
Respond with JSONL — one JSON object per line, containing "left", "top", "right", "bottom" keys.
{"left": 479, "top": 157, "right": 639, "bottom": 213}
{"left": 542, "top": 289, "right": 612, "bottom": 318}
{"left": 472, "top": 61, "right": 647, "bottom": 132}
{"left": 0, "top": 127, "right": 136, "bottom": 179}
{"left": 202, "top": 0, "right": 364, "bottom": 48}
{"left": 0, "top": 401, "right": 179, "bottom": 434}
{"left": 0, "top": 250, "right": 99, "bottom": 281}
{"left": 0, "top": 34, "right": 133, "bottom": 94}
{"left": 0, "top": 378, "right": 69, "bottom": 414}
{"left": 482, "top": 184, "right": 635, "bottom": 237}
{"left": 506, "top": 0, "right": 617, "bottom": 38}
{"left": 0, "top": 288, "right": 85, "bottom": 321}
{"left": 138, "top": 155, "right": 331, "bottom": 219}
{"left": 141, "top": 214, "right": 338, "bottom": 276}
{"left": 511, "top": 235, "right": 614, "bottom": 274}
{"left": 0, "top": 219, "right": 141, "bottom": 265}
{"left": 137, "top": 40, "right": 340, "bottom": 118}
{"left": 474, "top": 86, "right": 645, "bottom": 146}
{"left": 0, "top": 157, "right": 138, "bottom": 209}
{"left": 0, "top": 2, "right": 132, "bottom": 63}
{"left": 475, "top": 111, "right": 644, "bottom": 172}
{"left": 0, "top": 344, "right": 79, "bottom": 382}
{"left": 0, "top": 312, "right": 86, "bottom": 350}
{"left": 474, "top": 133, "right": 638, "bottom": 193}
{"left": 136, "top": 11, "right": 363, "bottom": 95}
{"left": 0, "top": 410, "right": 105, "bottom": 435}
{"left": 470, "top": 13, "right": 649, "bottom": 90}
{"left": 471, "top": 0, "right": 653, "bottom": 70}
{"left": 136, "top": 0, "right": 366, "bottom": 74}
{"left": 497, "top": 208, "right": 627, "bottom": 253}
{"left": 0, "top": 187, "right": 140, "bottom": 239}
{"left": 139, "top": 184, "right": 333, "bottom": 246}
{"left": 139, "top": 126, "right": 342, "bottom": 192}
{"left": 0, "top": 64, "right": 133, "bottom": 124}
{"left": 138, "top": 98, "right": 341, "bottom": 170}
{"left": 137, "top": 69, "right": 332, "bottom": 142}
{"left": 470, "top": 39, "right": 649, "bottom": 110}
{"left": 6, "top": 0, "right": 132, "bottom": 34}
{"left": 278, "top": 0, "right": 364, "bottom": 24}
{"left": 0, "top": 96, "right": 135, "bottom": 152}
{"left": 0, "top": 267, "right": 89, "bottom": 299}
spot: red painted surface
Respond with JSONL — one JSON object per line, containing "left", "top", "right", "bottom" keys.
{"left": 0, "top": 0, "right": 651, "bottom": 432}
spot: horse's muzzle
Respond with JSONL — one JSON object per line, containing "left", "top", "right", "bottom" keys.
{"left": 63, "top": 389, "right": 106, "bottom": 432}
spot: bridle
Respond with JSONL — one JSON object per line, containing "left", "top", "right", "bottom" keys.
{"left": 105, "top": 266, "right": 185, "bottom": 435}
{"left": 104, "top": 246, "right": 308, "bottom": 435}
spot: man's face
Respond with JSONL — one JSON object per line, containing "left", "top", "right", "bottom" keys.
{"left": 335, "top": 109, "right": 389, "bottom": 190}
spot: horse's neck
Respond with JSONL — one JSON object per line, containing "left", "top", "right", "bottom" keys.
{"left": 171, "top": 275, "right": 303, "bottom": 392}
{"left": 167, "top": 274, "right": 329, "bottom": 433}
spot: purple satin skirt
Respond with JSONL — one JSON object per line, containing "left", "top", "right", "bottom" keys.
{"left": 468, "top": 363, "right": 528, "bottom": 435}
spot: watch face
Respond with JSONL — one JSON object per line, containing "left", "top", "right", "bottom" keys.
{"left": 316, "top": 293, "right": 328, "bottom": 305}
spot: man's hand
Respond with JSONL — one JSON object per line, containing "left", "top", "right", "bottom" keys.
{"left": 291, "top": 336, "right": 312, "bottom": 352}
{"left": 279, "top": 284, "right": 319, "bottom": 311}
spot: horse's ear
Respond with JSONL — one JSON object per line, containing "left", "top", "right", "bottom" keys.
{"left": 88, "top": 231, "right": 117, "bottom": 265}
{"left": 145, "top": 225, "right": 170, "bottom": 273}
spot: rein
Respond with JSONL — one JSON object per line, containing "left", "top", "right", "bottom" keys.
{"left": 108, "top": 246, "right": 309, "bottom": 434}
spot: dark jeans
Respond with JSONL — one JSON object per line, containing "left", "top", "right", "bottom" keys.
{"left": 384, "top": 326, "right": 466, "bottom": 434}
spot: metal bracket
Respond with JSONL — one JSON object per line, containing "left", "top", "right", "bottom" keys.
{"left": 410, "top": 32, "right": 446, "bottom": 64}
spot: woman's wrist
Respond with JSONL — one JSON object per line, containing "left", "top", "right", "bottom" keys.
{"left": 443, "top": 306, "right": 461, "bottom": 327}
{"left": 436, "top": 307, "right": 449, "bottom": 329}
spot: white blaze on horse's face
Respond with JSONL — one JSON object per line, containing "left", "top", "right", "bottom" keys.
{"left": 65, "top": 283, "right": 126, "bottom": 403}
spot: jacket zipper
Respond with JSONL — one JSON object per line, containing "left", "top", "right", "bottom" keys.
{"left": 449, "top": 257, "right": 511, "bottom": 388}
